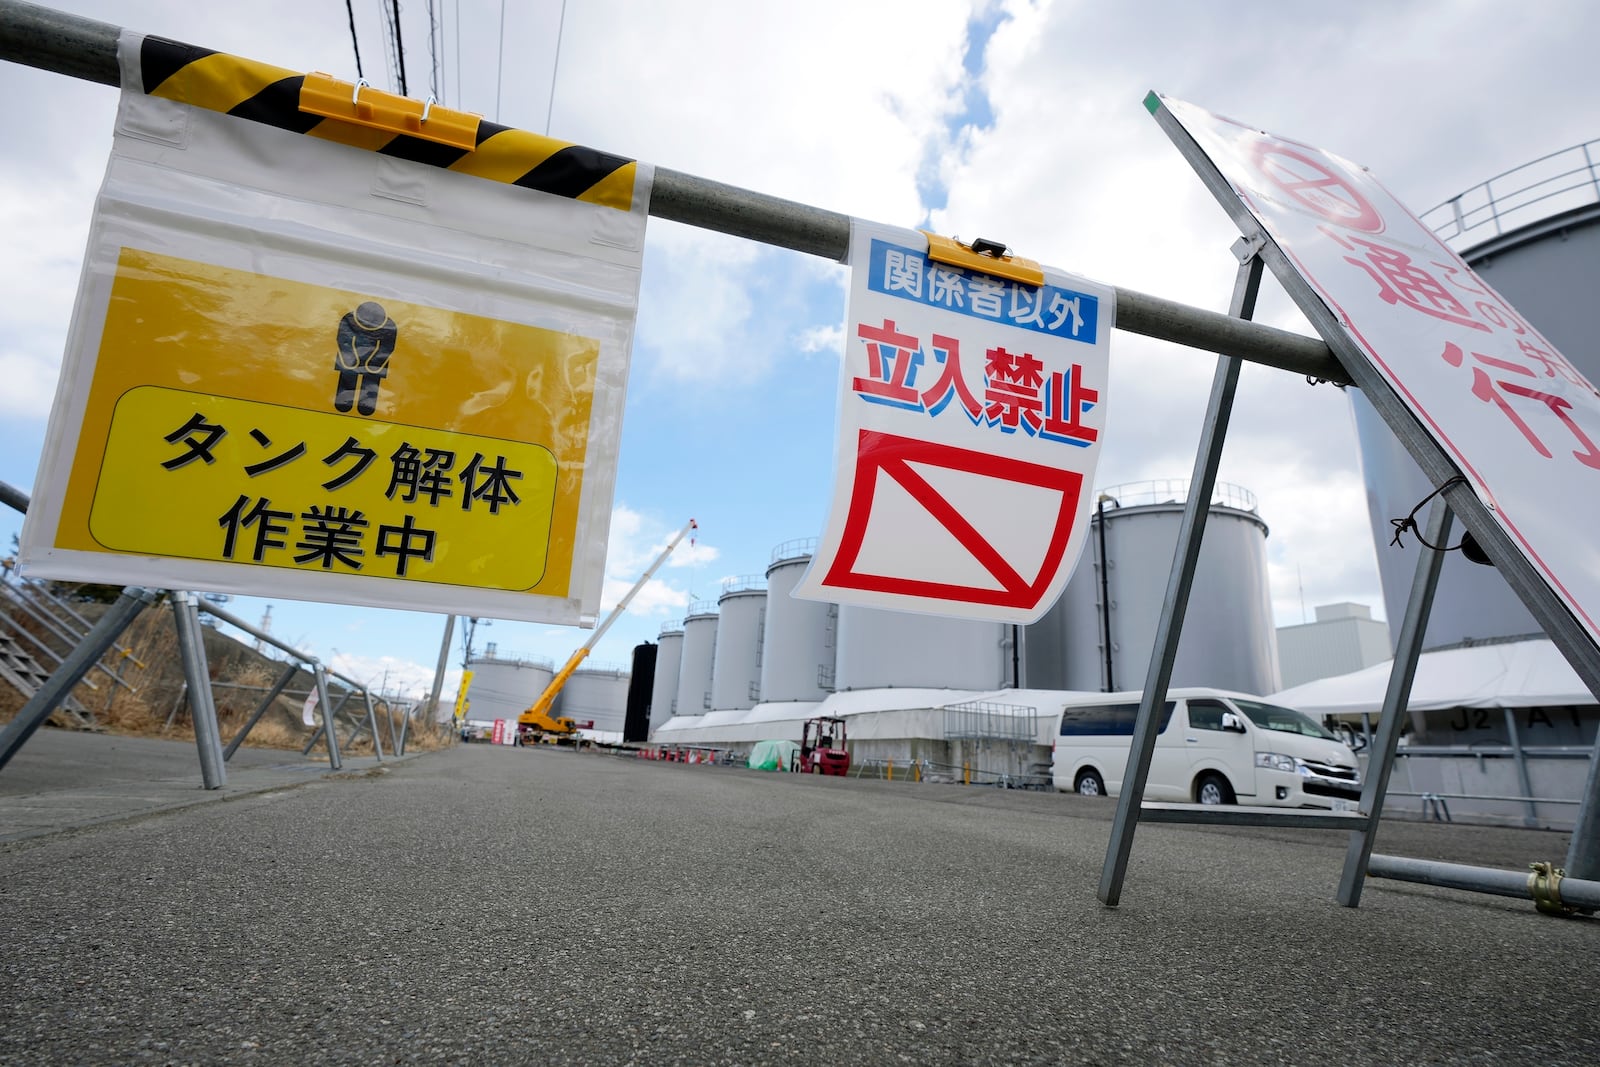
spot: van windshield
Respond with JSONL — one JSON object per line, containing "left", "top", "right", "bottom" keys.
{"left": 1232, "top": 699, "right": 1337, "bottom": 741}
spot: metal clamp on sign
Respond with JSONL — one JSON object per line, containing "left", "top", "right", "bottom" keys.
{"left": 299, "top": 71, "right": 480, "bottom": 150}
{"left": 922, "top": 231, "right": 1044, "bottom": 287}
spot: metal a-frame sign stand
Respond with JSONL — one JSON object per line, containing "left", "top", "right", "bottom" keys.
{"left": 2, "top": 2, "right": 1598, "bottom": 912}
{"left": 1097, "top": 97, "right": 1600, "bottom": 913}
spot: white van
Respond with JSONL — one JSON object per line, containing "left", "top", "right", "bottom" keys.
{"left": 1051, "top": 688, "right": 1361, "bottom": 809}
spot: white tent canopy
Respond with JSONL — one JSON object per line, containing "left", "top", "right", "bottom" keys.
{"left": 1270, "top": 638, "right": 1595, "bottom": 718}
{"left": 651, "top": 688, "right": 1070, "bottom": 747}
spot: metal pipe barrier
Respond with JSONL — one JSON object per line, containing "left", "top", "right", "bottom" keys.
{"left": 0, "top": 0, "right": 1350, "bottom": 387}
{"left": 1367, "top": 854, "right": 1600, "bottom": 916}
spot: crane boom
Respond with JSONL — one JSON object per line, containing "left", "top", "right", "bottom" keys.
{"left": 519, "top": 518, "right": 698, "bottom": 735}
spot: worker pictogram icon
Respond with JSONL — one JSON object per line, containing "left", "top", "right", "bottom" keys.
{"left": 334, "top": 300, "right": 398, "bottom": 415}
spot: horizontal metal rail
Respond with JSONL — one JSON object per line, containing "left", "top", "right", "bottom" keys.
{"left": 1368, "top": 854, "right": 1600, "bottom": 912}
{"left": 1394, "top": 745, "right": 1592, "bottom": 759}
{"left": 1387, "top": 789, "right": 1581, "bottom": 806}
{"left": 0, "top": 0, "right": 1349, "bottom": 385}
{"left": 1140, "top": 801, "right": 1367, "bottom": 830}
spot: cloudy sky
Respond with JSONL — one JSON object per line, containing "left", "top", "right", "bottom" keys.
{"left": 1, "top": 0, "right": 1596, "bottom": 703}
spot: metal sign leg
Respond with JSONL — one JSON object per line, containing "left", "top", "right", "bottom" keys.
{"left": 171, "top": 592, "right": 227, "bottom": 789}
{"left": 0, "top": 587, "right": 156, "bottom": 773}
{"left": 1337, "top": 499, "right": 1452, "bottom": 907}
{"left": 1098, "top": 241, "right": 1264, "bottom": 907}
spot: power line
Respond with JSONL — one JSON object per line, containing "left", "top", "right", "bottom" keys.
{"left": 494, "top": 0, "right": 507, "bottom": 122}
{"left": 375, "top": 0, "right": 398, "bottom": 91}
{"left": 426, "top": 0, "right": 440, "bottom": 101}
{"left": 390, "top": 0, "right": 409, "bottom": 96}
{"left": 343, "top": 0, "right": 365, "bottom": 80}
{"left": 543, "top": 0, "right": 568, "bottom": 136}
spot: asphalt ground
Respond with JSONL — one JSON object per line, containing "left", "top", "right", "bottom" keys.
{"left": 0, "top": 733, "right": 1596, "bottom": 1065}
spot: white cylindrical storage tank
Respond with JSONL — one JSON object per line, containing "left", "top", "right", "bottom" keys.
{"left": 1353, "top": 171, "right": 1600, "bottom": 651}
{"left": 650, "top": 622, "right": 684, "bottom": 730}
{"left": 560, "top": 665, "right": 630, "bottom": 734}
{"left": 675, "top": 601, "right": 719, "bottom": 717}
{"left": 1047, "top": 481, "right": 1280, "bottom": 696}
{"left": 833, "top": 607, "right": 1008, "bottom": 692}
{"left": 462, "top": 653, "right": 554, "bottom": 724}
{"left": 761, "top": 539, "right": 836, "bottom": 703}
{"left": 710, "top": 578, "right": 766, "bottom": 711}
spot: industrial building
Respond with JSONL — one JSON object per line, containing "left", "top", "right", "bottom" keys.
{"left": 1275, "top": 603, "right": 1392, "bottom": 689}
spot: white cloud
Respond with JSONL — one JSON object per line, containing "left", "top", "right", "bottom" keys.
{"left": 327, "top": 650, "right": 453, "bottom": 701}
{"left": 797, "top": 324, "right": 845, "bottom": 356}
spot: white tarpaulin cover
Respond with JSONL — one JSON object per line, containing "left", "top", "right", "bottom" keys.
{"left": 652, "top": 688, "right": 1066, "bottom": 747}
{"left": 1270, "top": 638, "right": 1595, "bottom": 717}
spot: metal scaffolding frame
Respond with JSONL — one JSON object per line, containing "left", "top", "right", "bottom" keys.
{"left": 1, "top": 0, "right": 1596, "bottom": 911}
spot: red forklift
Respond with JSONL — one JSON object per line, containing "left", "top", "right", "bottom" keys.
{"left": 797, "top": 716, "right": 851, "bottom": 775}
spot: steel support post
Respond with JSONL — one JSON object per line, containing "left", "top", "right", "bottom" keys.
{"left": 378, "top": 689, "right": 399, "bottom": 756}
{"left": 1097, "top": 242, "right": 1263, "bottom": 907}
{"left": 358, "top": 689, "right": 383, "bottom": 761}
{"left": 170, "top": 592, "right": 227, "bottom": 789}
{"left": 0, "top": 586, "right": 156, "bottom": 772}
{"left": 222, "top": 661, "right": 299, "bottom": 761}
{"left": 300, "top": 682, "right": 354, "bottom": 759}
{"left": 1337, "top": 500, "right": 1453, "bottom": 907}
{"left": 314, "top": 665, "right": 340, "bottom": 770}
{"left": 424, "top": 615, "right": 455, "bottom": 724}
{"left": 396, "top": 700, "right": 411, "bottom": 756}
{"left": 1503, "top": 707, "right": 1539, "bottom": 828}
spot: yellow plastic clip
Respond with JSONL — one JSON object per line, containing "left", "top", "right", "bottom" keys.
{"left": 922, "top": 231, "right": 1044, "bottom": 288}
{"left": 299, "top": 72, "right": 480, "bottom": 151}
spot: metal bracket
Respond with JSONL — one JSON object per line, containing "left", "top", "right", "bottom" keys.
{"left": 299, "top": 71, "right": 480, "bottom": 150}
{"left": 922, "top": 231, "right": 1044, "bottom": 287}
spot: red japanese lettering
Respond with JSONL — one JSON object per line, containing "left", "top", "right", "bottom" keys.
{"left": 852, "top": 319, "right": 924, "bottom": 410}
{"left": 920, "top": 333, "right": 983, "bottom": 422}
{"left": 1442, "top": 341, "right": 1600, "bottom": 469}
{"left": 1040, "top": 364, "right": 1098, "bottom": 445}
{"left": 983, "top": 346, "right": 1045, "bottom": 432}
{"left": 1324, "top": 228, "right": 1489, "bottom": 332}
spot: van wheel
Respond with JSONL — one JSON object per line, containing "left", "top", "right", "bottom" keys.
{"left": 1075, "top": 769, "right": 1105, "bottom": 797}
{"left": 1196, "top": 773, "right": 1235, "bottom": 805}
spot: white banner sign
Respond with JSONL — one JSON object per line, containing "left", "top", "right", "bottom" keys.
{"left": 1155, "top": 94, "right": 1600, "bottom": 649}
{"left": 796, "top": 221, "right": 1115, "bottom": 623}
{"left": 19, "top": 35, "right": 651, "bottom": 627}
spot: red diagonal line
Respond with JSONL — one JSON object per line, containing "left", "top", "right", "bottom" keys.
{"left": 881, "top": 455, "right": 1030, "bottom": 594}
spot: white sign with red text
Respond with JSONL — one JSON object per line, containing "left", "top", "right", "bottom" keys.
{"left": 1156, "top": 94, "right": 1600, "bottom": 648}
{"left": 795, "top": 221, "right": 1115, "bottom": 623}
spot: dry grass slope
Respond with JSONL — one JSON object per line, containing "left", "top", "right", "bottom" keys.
{"left": 0, "top": 595, "right": 455, "bottom": 754}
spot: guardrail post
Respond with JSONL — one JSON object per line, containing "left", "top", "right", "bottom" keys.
{"left": 170, "top": 592, "right": 227, "bottom": 789}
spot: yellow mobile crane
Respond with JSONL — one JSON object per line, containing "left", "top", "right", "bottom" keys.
{"left": 518, "top": 518, "right": 698, "bottom": 744}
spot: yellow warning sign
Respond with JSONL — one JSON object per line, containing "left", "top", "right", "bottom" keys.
{"left": 53, "top": 248, "right": 597, "bottom": 599}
